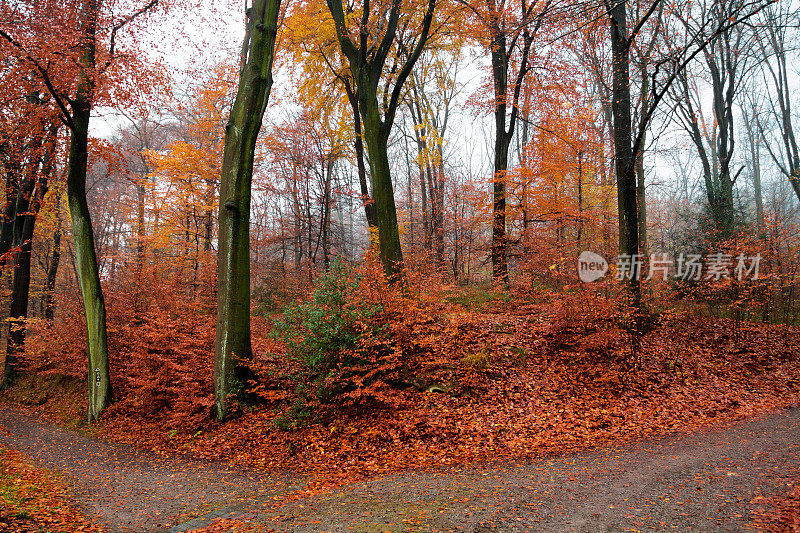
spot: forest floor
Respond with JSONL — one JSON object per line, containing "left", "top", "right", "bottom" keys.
{"left": 2, "top": 405, "right": 800, "bottom": 531}
{"left": 3, "top": 291, "right": 800, "bottom": 531}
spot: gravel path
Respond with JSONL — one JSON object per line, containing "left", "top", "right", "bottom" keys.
{"left": 2, "top": 406, "right": 799, "bottom": 532}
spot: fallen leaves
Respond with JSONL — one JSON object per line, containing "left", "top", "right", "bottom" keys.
{"left": 6, "top": 289, "right": 800, "bottom": 503}
{"left": 0, "top": 446, "right": 101, "bottom": 532}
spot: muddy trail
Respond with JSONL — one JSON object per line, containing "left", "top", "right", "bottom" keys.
{"left": 1, "top": 406, "right": 798, "bottom": 532}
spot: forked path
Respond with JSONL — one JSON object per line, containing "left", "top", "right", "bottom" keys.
{"left": 1, "top": 407, "right": 799, "bottom": 532}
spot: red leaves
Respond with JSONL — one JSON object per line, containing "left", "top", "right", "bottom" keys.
{"left": 0, "top": 446, "right": 101, "bottom": 532}
{"left": 8, "top": 273, "right": 800, "bottom": 499}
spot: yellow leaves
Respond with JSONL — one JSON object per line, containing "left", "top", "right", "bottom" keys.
{"left": 140, "top": 65, "right": 231, "bottom": 252}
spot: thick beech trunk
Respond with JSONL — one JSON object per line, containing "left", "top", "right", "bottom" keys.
{"left": 64, "top": 0, "right": 112, "bottom": 423}
{"left": 214, "top": 0, "right": 281, "bottom": 421}
{"left": 360, "top": 100, "right": 404, "bottom": 278}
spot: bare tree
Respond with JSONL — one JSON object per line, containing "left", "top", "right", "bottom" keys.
{"left": 753, "top": 2, "right": 800, "bottom": 202}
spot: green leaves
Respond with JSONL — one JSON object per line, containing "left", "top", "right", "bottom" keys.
{"left": 270, "top": 258, "right": 384, "bottom": 402}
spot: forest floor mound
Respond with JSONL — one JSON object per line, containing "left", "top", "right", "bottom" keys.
{"left": 3, "top": 300, "right": 800, "bottom": 530}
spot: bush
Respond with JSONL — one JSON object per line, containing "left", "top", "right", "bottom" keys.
{"left": 270, "top": 259, "right": 384, "bottom": 407}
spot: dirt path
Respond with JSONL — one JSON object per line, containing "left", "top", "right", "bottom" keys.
{"left": 0, "top": 408, "right": 303, "bottom": 532}
{"left": 2, "top": 407, "right": 799, "bottom": 532}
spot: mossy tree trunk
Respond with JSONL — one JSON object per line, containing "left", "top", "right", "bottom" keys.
{"left": 68, "top": 94, "right": 112, "bottom": 422}
{"left": 214, "top": 0, "right": 281, "bottom": 421}
{"left": 66, "top": 0, "right": 112, "bottom": 422}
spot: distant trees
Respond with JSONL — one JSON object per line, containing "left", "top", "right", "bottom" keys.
{"left": 403, "top": 51, "right": 463, "bottom": 265}
{"left": 262, "top": 112, "right": 345, "bottom": 275}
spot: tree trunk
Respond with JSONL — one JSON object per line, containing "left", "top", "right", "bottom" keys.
{"left": 433, "top": 146, "right": 445, "bottom": 266}
{"left": 636, "top": 60, "right": 649, "bottom": 255}
{"left": 2, "top": 122, "right": 56, "bottom": 388}
{"left": 214, "top": 0, "right": 281, "bottom": 421}
{"left": 43, "top": 202, "right": 62, "bottom": 322}
{"left": 134, "top": 180, "right": 145, "bottom": 312}
{"left": 744, "top": 106, "right": 765, "bottom": 239}
{"left": 4, "top": 178, "right": 47, "bottom": 387}
{"left": 68, "top": 102, "right": 111, "bottom": 421}
{"left": 347, "top": 92, "right": 377, "bottom": 229}
{"left": 609, "top": 0, "right": 641, "bottom": 302}
{"left": 576, "top": 150, "right": 584, "bottom": 249}
{"left": 59, "top": 0, "right": 112, "bottom": 422}
{"left": 490, "top": 33, "right": 511, "bottom": 285}
{"left": 492, "top": 128, "right": 511, "bottom": 284}
{"left": 322, "top": 156, "right": 332, "bottom": 270}
{"left": 0, "top": 159, "right": 21, "bottom": 265}
{"left": 360, "top": 100, "right": 405, "bottom": 278}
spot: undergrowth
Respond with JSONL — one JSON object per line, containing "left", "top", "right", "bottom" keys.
{"left": 4, "top": 269, "right": 800, "bottom": 491}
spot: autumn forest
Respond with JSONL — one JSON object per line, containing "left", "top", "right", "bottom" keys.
{"left": 1, "top": 0, "right": 800, "bottom": 530}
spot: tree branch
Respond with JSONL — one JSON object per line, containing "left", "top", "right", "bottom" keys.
{"left": 101, "top": 0, "right": 160, "bottom": 74}
{"left": 0, "top": 29, "right": 77, "bottom": 132}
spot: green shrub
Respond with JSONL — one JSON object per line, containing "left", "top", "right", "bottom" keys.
{"left": 270, "top": 259, "right": 384, "bottom": 412}
{"left": 273, "top": 398, "right": 315, "bottom": 431}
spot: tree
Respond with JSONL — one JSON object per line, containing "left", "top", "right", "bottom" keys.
{"left": 670, "top": 0, "right": 758, "bottom": 239}
{"left": 601, "top": 0, "right": 771, "bottom": 304}
{"left": 0, "top": 74, "right": 61, "bottom": 388}
{"left": 283, "top": 4, "right": 378, "bottom": 231}
{"left": 404, "top": 50, "right": 462, "bottom": 266}
{"left": 753, "top": 2, "right": 800, "bottom": 203}
{"left": 325, "top": 0, "right": 437, "bottom": 280}
{"left": 115, "top": 109, "right": 171, "bottom": 309}
{"left": 145, "top": 70, "right": 230, "bottom": 291}
{"left": 460, "top": 0, "right": 551, "bottom": 283}
{"left": 3, "top": 118, "right": 58, "bottom": 388}
{"left": 262, "top": 111, "right": 347, "bottom": 277}
{"left": 0, "top": 0, "right": 160, "bottom": 420}
{"left": 214, "top": 0, "right": 282, "bottom": 421}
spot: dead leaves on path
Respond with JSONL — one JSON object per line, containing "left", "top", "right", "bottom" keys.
{"left": 0, "top": 446, "right": 101, "bottom": 532}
